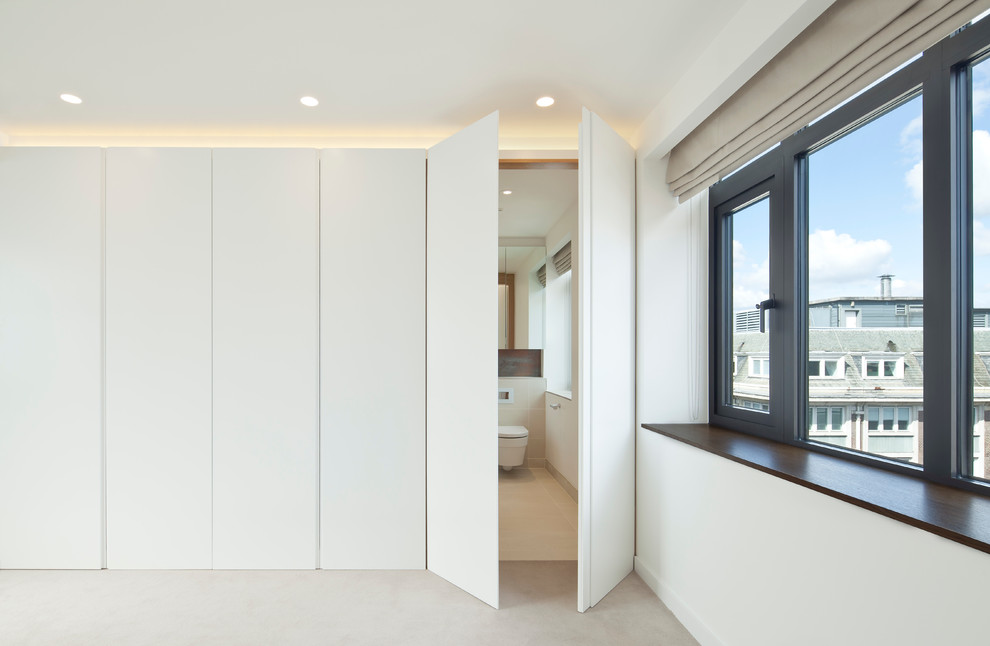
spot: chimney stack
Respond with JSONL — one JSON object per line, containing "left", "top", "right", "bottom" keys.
{"left": 879, "top": 274, "right": 893, "bottom": 299}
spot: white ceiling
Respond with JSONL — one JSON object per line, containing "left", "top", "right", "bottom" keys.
{"left": 0, "top": 0, "right": 744, "bottom": 147}
{"left": 498, "top": 168, "right": 577, "bottom": 238}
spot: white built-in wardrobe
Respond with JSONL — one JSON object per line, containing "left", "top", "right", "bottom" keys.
{"left": 0, "top": 110, "right": 635, "bottom": 612}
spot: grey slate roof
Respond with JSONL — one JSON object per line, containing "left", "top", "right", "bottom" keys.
{"left": 730, "top": 328, "right": 990, "bottom": 402}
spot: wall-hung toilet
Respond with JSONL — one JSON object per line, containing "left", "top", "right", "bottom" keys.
{"left": 498, "top": 426, "right": 529, "bottom": 471}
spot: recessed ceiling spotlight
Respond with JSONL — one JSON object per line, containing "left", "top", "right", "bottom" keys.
{"left": 502, "top": 190, "right": 512, "bottom": 195}
{"left": 60, "top": 93, "right": 82, "bottom": 104}
{"left": 536, "top": 96, "right": 555, "bottom": 108}
{"left": 300, "top": 96, "right": 319, "bottom": 107}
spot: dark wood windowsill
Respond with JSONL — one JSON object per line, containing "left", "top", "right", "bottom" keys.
{"left": 642, "top": 423, "right": 990, "bottom": 555}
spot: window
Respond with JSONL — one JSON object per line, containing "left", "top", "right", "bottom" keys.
{"left": 711, "top": 176, "right": 783, "bottom": 437}
{"left": 971, "top": 53, "right": 990, "bottom": 482}
{"left": 546, "top": 242, "right": 572, "bottom": 394}
{"left": 709, "top": 20, "right": 990, "bottom": 497}
{"left": 748, "top": 356, "right": 769, "bottom": 378}
{"left": 861, "top": 356, "right": 904, "bottom": 379}
{"left": 808, "top": 357, "right": 843, "bottom": 378}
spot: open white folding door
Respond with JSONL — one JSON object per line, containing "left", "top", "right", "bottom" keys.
{"left": 426, "top": 112, "right": 500, "bottom": 608}
{"left": 577, "top": 108, "right": 636, "bottom": 611}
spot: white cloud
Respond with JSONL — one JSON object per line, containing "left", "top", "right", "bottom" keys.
{"left": 809, "top": 229, "right": 892, "bottom": 283}
{"left": 900, "top": 114, "right": 923, "bottom": 159}
{"left": 731, "top": 240, "right": 769, "bottom": 311}
{"left": 905, "top": 159, "right": 923, "bottom": 206}
{"left": 732, "top": 239, "right": 745, "bottom": 268}
{"left": 975, "top": 129, "right": 990, "bottom": 219}
{"left": 975, "top": 220, "right": 990, "bottom": 256}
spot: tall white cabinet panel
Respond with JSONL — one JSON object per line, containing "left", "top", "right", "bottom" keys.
{"left": 319, "top": 149, "right": 426, "bottom": 569}
{"left": 212, "top": 149, "right": 319, "bottom": 569}
{"left": 105, "top": 148, "right": 213, "bottom": 569}
{"left": 0, "top": 148, "right": 103, "bottom": 569}
{"left": 426, "top": 113, "right": 499, "bottom": 608}
{"left": 577, "top": 109, "right": 636, "bottom": 611}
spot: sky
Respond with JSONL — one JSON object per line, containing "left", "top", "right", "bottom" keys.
{"left": 732, "top": 60, "right": 990, "bottom": 311}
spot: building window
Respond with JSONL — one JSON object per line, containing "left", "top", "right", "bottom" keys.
{"left": 708, "top": 20, "right": 990, "bottom": 496}
{"left": 861, "top": 356, "right": 904, "bottom": 379}
{"left": 748, "top": 356, "right": 769, "bottom": 378}
{"left": 808, "top": 358, "right": 843, "bottom": 378}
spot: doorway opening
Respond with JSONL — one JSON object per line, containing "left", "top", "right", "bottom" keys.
{"left": 497, "top": 159, "right": 580, "bottom": 600}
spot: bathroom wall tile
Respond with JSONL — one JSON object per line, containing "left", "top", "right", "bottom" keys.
{"left": 525, "top": 411, "right": 545, "bottom": 436}
{"left": 526, "top": 458, "right": 546, "bottom": 469}
{"left": 497, "top": 408, "right": 529, "bottom": 428}
{"left": 526, "top": 438, "right": 546, "bottom": 461}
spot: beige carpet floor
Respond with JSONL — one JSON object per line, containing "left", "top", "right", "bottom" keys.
{"left": 0, "top": 562, "right": 699, "bottom": 645}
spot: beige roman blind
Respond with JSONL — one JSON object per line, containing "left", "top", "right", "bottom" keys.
{"left": 537, "top": 264, "right": 547, "bottom": 287}
{"left": 667, "top": 0, "right": 990, "bottom": 201}
{"left": 552, "top": 242, "right": 572, "bottom": 275}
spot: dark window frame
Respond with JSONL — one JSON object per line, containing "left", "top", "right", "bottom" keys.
{"left": 708, "top": 18, "right": 990, "bottom": 497}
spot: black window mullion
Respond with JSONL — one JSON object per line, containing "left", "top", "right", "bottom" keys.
{"left": 779, "top": 151, "right": 801, "bottom": 441}
{"left": 921, "top": 40, "right": 963, "bottom": 484}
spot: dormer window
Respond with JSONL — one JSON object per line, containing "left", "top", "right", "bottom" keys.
{"left": 748, "top": 356, "right": 769, "bottom": 378}
{"left": 862, "top": 355, "right": 904, "bottom": 379}
{"left": 808, "top": 357, "right": 843, "bottom": 378}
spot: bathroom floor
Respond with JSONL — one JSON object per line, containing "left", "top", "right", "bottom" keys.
{"left": 499, "top": 467, "right": 577, "bottom": 560}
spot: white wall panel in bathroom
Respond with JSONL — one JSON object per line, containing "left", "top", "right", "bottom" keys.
{"left": 319, "top": 149, "right": 426, "bottom": 569}
{"left": 426, "top": 113, "right": 499, "bottom": 608}
{"left": 0, "top": 148, "right": 103, "bottom": 568}
{"left": 212, "top": 148, "right": 319, "bottom": 569}
{"left": 105, "top": 148, "right": 213, "bottom": 568}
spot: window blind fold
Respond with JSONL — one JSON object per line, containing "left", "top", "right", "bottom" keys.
{"left": 537, "top": 264, "right": 547, "bottom": 288}
{"left": 552, "top": 242, "right": 572, "bottom": 275}
{"left": 667, "top": 0, "right": 990, "bottom": 201}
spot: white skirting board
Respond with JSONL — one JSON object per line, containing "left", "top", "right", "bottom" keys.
{"left": 634, "top": 556, "right": 726, "bottom": 646}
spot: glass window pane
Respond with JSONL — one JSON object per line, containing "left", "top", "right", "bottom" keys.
{"left": 808, "top": 361, "right": 821, "bottom": 376}
{"left": 897, "top": 407, "right": 910, "bottom": 431}
{"left": 817, "top": 408, "right": 828, "bottom": 431}
{"left": 971, "top": 57, "right": 990, "bottom": 481}
{"left": 832, "top": 408, "right": 844, "bottom": 429}
{"left": 807, "top": 94, "right": 923, "bottom": 465}
{"left": 882, "top": 407, "right": 895, "bottom": 431}
{"left": 731, "top": 196, "right": 770, "bottom": 413}
{"left": 824, "top": 360, "right": 839, "bottom": 376}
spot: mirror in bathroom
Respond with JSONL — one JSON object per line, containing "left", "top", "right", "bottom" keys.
{"left": 498, "top": 245, "right": 546, "bottom": 351}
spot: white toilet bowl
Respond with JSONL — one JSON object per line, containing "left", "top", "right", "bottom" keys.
{"left": 498, "top": 425, "right": 529, "bottom": 471}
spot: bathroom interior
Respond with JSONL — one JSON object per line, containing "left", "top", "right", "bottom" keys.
{"left": 497, "top": 162, "right": 579, "bottom": 565}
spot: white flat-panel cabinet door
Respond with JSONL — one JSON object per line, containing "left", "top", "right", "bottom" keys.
{"left": 426, "top": 112, "right": 499, "bottom": 608}
{"left": 212, "top": 149, "right": 319, "bottom": 569}
{"left": 320, "top": 149, "right": 426, "bottom": 569}
{"left": 0, "top": 148, "right": 103, "bottom": 569}
{"left": 105, "top": 148, "right": 213, "bottom": 569}
{"left": 577, "top": 108, "right": 636, "bottom": 611}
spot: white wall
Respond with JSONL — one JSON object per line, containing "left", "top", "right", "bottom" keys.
{"left": 636, "top": 432, "right": 990, "bottom": 646}
{"left": 546, "top": 392, "right": 578, "bottom": 489}
{"left": 634, "top": 154, "right": 990, "bottom": 645}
